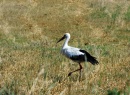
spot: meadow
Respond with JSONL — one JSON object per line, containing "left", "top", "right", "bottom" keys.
{"left": 0, "top": 0, "right": 130, "bottom": 95}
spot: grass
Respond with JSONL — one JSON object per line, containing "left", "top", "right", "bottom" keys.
{"left": 0, "top": 0, "right": 130, "bottom": 95}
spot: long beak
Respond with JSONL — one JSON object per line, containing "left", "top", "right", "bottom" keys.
{"left": 57, "top": 35, "right": 65, "bottom": 43}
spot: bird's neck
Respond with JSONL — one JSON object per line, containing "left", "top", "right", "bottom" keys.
{"left": 63, "top": 38, "right": 69, "bottom": 48}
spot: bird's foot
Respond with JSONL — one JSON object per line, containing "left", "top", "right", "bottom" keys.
{"left": 68, "top": 72, "right": 72, "bottom": 76}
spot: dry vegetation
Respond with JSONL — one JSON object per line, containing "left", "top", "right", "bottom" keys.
{"left": 0, "top": 0, "right": 130, "bottom": 95}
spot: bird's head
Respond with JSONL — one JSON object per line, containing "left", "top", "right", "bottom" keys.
{"left": 57, "top": 33, "right": 70, "bottom": 43}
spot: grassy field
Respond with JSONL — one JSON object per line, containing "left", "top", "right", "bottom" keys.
{"left": 0, "top": 0, "right": 130, "bottom": 95}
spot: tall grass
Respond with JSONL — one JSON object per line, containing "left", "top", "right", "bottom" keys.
{"left": 0, "top": 0, "right": 130, "bottom": 95}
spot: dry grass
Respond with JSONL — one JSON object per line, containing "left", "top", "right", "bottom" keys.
{"left": 0, "top": 0, "right": 130, "bottom": 95}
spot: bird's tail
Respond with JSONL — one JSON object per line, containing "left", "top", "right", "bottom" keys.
{"left": 80, "top": 50, "right": 99, "bottom": 65}
{"left": 87, "top": 56, "right": 99, "bottom": 65}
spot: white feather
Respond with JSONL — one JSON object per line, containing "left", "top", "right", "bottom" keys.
{"left": 61, "top": 46, "right": 84, "bottom": 58}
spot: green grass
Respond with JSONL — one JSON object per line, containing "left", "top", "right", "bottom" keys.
{"left": 124, "top": 6, "right": 130, "bottom": 21}
{"left": 0, "top": 0, "right": 130, "bottom": 95}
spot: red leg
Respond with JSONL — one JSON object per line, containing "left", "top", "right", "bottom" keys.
{"left": 68, "top": 63, "right": 83, "bottom": 81}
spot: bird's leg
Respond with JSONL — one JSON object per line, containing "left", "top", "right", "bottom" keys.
{"left": 79, "top": 69, "right": 82, "bottom": 81}
{"left": 68, "top": 63, "right": 83, "bottom": 80}
{"left": 79, "top": 63, "right": 82, "bottom": 81}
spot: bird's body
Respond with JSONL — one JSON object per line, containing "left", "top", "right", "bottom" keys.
{"left": 61, "top": 46, "right": 98, "bottom": 64}
{"left": 61, "top": 46, "right": 84, "bottom": 63}
{"left": 57, "top": 33, "right": 98, "bottom": 80}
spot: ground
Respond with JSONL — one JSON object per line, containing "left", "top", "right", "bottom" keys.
{"left": 0, "top": 0, "right": 130, "bottom": 95}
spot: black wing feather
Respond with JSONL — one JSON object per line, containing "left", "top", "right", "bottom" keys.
{"left": 70, "top": 54, "right": 85, "bottom": 62}
{"left": 80, "top": 50, "right": 99, "bottom": 65}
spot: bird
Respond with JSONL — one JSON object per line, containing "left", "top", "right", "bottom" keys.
{"left": 57, "top": 33, "right": 99, "bottom": 81}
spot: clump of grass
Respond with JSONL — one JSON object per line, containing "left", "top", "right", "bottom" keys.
{"left": 111, "top": 5, "right": 121, "bottom": 25}
{"left": 107, "top": 86, "right": 130, "bottom": 95}
{"left": 0, "top": 79, "right": 19, "bottom": 95}
{"left": 90, "top": 7, "right": 109, "bottom": 19}
{"left": 124, "top": 6, "right": 130, "bottom": 22}
{"left": 107, "top": 88, "right": 121, "bottom": 95}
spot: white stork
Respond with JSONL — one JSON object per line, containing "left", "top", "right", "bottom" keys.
{"left": 57, "top": 33, "right": 98, "bottom": 80}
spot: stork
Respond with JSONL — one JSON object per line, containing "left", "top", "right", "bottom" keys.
{"left": 57, "top": 33, "right": 99, "bottom": 81}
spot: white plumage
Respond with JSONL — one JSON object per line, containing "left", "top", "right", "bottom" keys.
{"left": 57, "top": 33, "right": 98, "bottom": 80}
{"left": 61, "top": 46, "right": 84, "bottom": 62}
